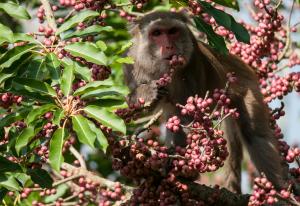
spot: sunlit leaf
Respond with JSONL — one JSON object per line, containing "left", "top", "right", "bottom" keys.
{"left": 72, "top": 115, "right": 96, "bottom": 148}
{"left": 56, "top": 10, "right": 99, "bottom": 35}
{"left": 63, "top": 25, "right": 113, "bottom": 39}
{"left": 0, "top": 44, "right": 36, "bottom": 70}
{"left": 0, "top": 2, "right": 31, "bottom": 20}
{"left": 61, "top": 64, "right": 75, "bottom": 96}
{"left": 84, "top": 105, "right": 126, "bottom": 134}
{"left": 49, "top": 128, "right": 67, "bottom": 172}
{"left": 64, "top": 42, "right": 108, "bottom": 66}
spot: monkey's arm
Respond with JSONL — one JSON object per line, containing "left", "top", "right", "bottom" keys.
{"left": 123, "top": 64, "right": 167, "bottom": 105}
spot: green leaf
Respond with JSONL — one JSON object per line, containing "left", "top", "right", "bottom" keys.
{"left": 62, "top": 25, "right": 113, "bottom": 39}
{"left": 198, "top": 1, "right": 249, "bottom": 43}
{"left": 14, "top": 173, "right": 31, "bottom": 187}
{"left": 0, "top": 44, "right": 36, "bottom": 70}
{"left": 0, "top": 156, "right": 22, "bottom": 173}
{"left": 169, "top": 0, "right": 188, "bottom": 8}
{"left": 56, "top": 10, "right": 99, "bottom": 35}
{"left": 0, "top": 175, "right": 21, "bottom": 191}
{"left": 46, "top": 53, "right": 61, "bottom": 85}
{"left": 27, "top": 168, "right": 53, "bottom": 188}
{"left": 13, "top": 33, "right": 36, "bottom": 43}
{"left": 0, "top": 23, "right": 14, "bottom": 44}
{"left": 12, "top": 78, "right": 57, "bottom": 97}
{"left": 53, "top": 109, "right": 65, "bottom": 126}
{"left": 64, "top": 42, "right": 108, "bottom": 66}
{"left": 87, "top": 120, "right": 108, "bottom": 153}
{"left": 73, "top": 79, "right": 114, "bottom": 96}
{"left": 0, "top": 2, "right": 31, "bottom": 20}
{"left": 72, "top": 115, "right": 96, "bottom": 148}
{"left": 96, "top": 40, "right": 107, "bottom": 51}
{"left": 44, "top": 184, "right": 68, "bottom": 203}
{"left": 194, "top": 17, "right": 228, "bottom": 54}
{"left": 0, "top": 188, "right": 7, "bottom": 201}
{"left": 49, "top": 128, "right": 66, "bottom": 172}
{"left": 88, "top": 99, "right": 128, "bottom": 111}
{"left": 116, "top": 41, "right": 133, "bottom": 54}
{"left": 25, "top": 58, "right": 48, "bottom": 80}
{"left": 61, "top": 64, "right": 75, "bottom": 96}
{"left": 25, "top": 104, "right": 57, "bottom": 125}
{"left": 0, "top": 53, "right": 32, "bottom": 85}
{"left": 15, "top": 126, "right": 35, "bottom": 155}
{"left": 213, "top": 0, "right": 239, "bottom": 11}
{"left": 80, "top": 86, "right": 127, "bottom": 100}
{"left": 0, "top": 108, "right": 31, "bottom": 134}
{"left": 61, "top": 57, "right": 92, "bottom": 82}
{"left": 115, "top": 57, "right": 134, "bottom": 64}
{"left": 84, "top": 105, "right": 126, "bottom": 134}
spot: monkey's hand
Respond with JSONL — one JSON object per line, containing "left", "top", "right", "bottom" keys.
{"left": 129, "top": 81, "right": 168, "bottom": 106}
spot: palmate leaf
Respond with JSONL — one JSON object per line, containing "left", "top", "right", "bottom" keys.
{"left": 49, "top": 128, "right": 67, "bottom": 172}
{"left": 83, "top": 105, "right": 126, "bottom": 134}
{"left": 56, "top": 10, "right": 99, "bottom": 35}
{"left": 64, "top": 42, "right": 108, "bottom": 66}
{"left": 72, "top": 115, "right": 96, "bottom": 148}
{"left": 0, "top": 1, "right": 31, "bottom": 20}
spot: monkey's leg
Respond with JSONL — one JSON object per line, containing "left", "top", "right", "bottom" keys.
{"left": 237, "top": 89, "right": 288, "bottom": 189}
{"left": 221, "top": 117, "right": 243, "bottom": 193}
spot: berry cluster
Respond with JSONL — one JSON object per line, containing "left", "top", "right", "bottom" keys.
{"left": 0, "top": 93, "right": 22, "bottom": 109}
{"left": 248, "top": 177, "right": 278, "bottom": 205}
{"left": 260, "top": 72, "right": 300, "bottom": 103}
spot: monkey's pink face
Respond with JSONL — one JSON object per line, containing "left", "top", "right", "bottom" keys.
{"left": 149, "top": 26, "right": 180, "bottom": 61}
{"left": 145, "top": 21, "right": 194, "bottom": 68}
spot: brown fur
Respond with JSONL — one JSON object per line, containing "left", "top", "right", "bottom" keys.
{"left": 123, "top": 11, "right": 287, "bottom": 193}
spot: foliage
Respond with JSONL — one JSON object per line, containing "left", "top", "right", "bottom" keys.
{"left": 0, "top": 0, "right": 300, "bottom": 206}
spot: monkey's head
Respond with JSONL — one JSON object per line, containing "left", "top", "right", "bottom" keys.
{"left": 128, "top": 11, "right": 195, "bottom": 77}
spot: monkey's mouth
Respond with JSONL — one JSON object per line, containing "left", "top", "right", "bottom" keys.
{"left": 164, "top": 54, "right": 179, "bottom": 61}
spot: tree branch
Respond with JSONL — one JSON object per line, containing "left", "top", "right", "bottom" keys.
{"left": 40, "top": 0, "right": 57, "bottom": 30}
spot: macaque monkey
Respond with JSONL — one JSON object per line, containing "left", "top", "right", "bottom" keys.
{"left": 123, "top": 11, "right": 287, "bottom": 193}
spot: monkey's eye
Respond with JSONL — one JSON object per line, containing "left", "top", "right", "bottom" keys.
{"left": 151, "top": 29, "right": 162, "bottom": 37}
{"left": 168, "top": 27, "right": 178, "bottom": 35}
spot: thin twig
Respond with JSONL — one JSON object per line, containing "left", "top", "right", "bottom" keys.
{"left": 132, "top": 109, "right": 163, "bottom": 138}
{"left": 69, "top": 145, "right": 87, "bottom": 169}
{"left": 277, "top": 0, "right": 295, "bottom": 61}
{"left": 31, "top": 174, "right": 82, "bottom": 192}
